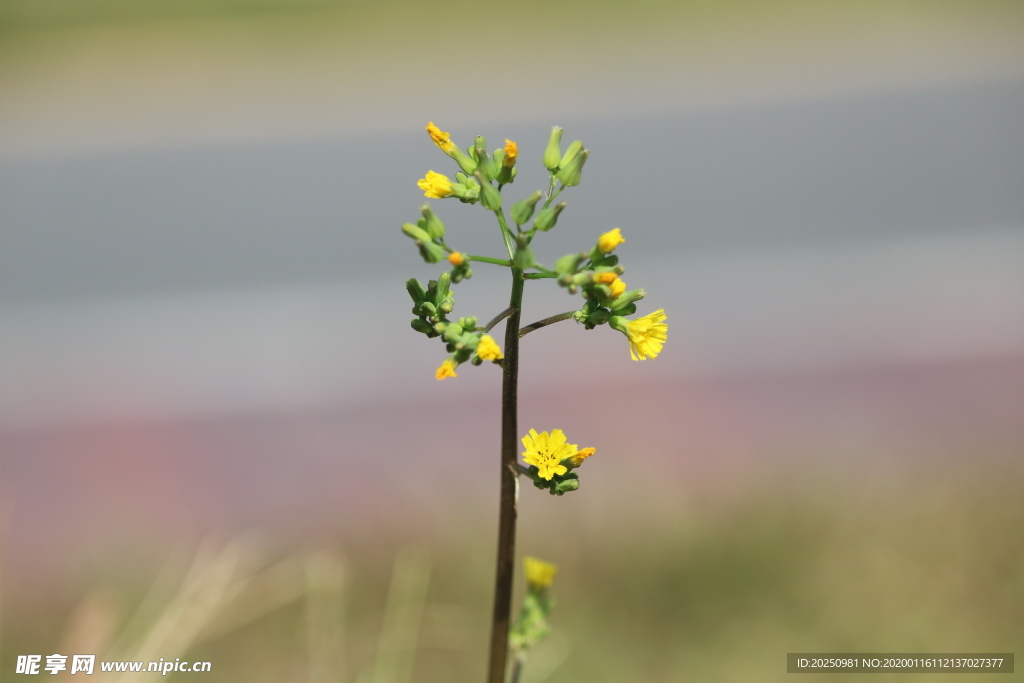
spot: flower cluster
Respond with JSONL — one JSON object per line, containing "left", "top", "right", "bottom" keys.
{"left": 509, "top": 556, "right": 557, "bottom": 654}
{"left": 521, "top": 428, "right": 596, "bottom": 495}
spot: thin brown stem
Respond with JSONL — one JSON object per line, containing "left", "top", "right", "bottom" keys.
{"left": 483, "top": 306, "right": 514, "bottom": 334}
{"left": 518, "top": 311, "right": 576, "bottom": 338}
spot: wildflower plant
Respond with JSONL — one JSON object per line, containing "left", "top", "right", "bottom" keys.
{"left": 402, "top": 123, "right": 667, "bottom": 682}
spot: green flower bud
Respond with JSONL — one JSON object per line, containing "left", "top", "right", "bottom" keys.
{"left": 442, "top": 323, "right": 464, "bottom": 343}
{"left": 543, "top": 126, "right": 563, "bottom": 171}
{"left": 553, "top": 478, "right": 579, "bottom": 495}
{"left": 420, "top": 204, "right": 445, "bottom": 240}
{"left": 477, "top": 175, "right": 503, "bottom": 211}
{"left": 609, "top": 288, "right": 646, "bottom": 311}
{"left": 406, "top": 278, "right": 426, "bottom": 303}
{"left": 438, "top": 299, "right": 454, "bottom": 314}
{"left": 614, "top": 303, "right": 636, "bottom": 316}
{"left": 437, "top": 271, "right": 451, "bottom": 298}
{"left": 410, "top": 318, "right": 434, "bottom": 335}
{"left": 458, "top": 316, "right": 478, "bottom": 330}
{"left": 586, "top": 308, "right": 610, "bottom": 326}
{"left": 556, "top": 148, "right": 589, "bottom": 187}
{"left": 533, "top": 201, "right": 566, "bottom": 231}
{"left": 418, "top": 240, "right": 445, "bottom": 263}
{"left": 474, "top": 136, "right": 499, "bottom": 181}
{"left": 554, "top": 252, "right": 584, "bottom": 275}
{"left": 559, "top": 140, "right": 582, "bottom": 168}
{"left": 513, "top": 243, "right": 535, "bottom": 269}
{"left": 510, "top": 191, "right": 543, "bottom": 225}
{"left": 592, "top": 254, "right": 619, "bottom": 268}
{"left": 608, "top": 315, "right": 629, "bottom": 335}
{"left": 415, "top": 301, "right": 436, "bottom": 317}
{"left": 450, "top": 146, "right": 478, "bottom": 175}
{"left": 401, "top": 222, "right": 432, "bottom": 242}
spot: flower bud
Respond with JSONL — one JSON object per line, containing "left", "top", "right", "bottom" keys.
{"left": 533, "top": 201, "right": 566, "bottom": 231}
{"left": 442, "top": 323, "right": 464, "bottom": 343}
{"left": 554, "top": 252, "right": 584, "bottom": 275}
{"left": 410, "top": 318, "right": 435, "bottom": 335}
{"left": 559, "top": 140, "right": 582, "bottom": 168}
{"left": 477, "top": 174, "right": 503, "bottom": 211}
{"left": 437, "top": 271, "right": 451, "bottom": 298}
{"left": 556, "top": 148, "right": 589, "bottom": 187}
{"left": 513, "top": 243, "right": 535, "bottom": 269}
{"left": 543, "top": 126, "right": 563, "bottom": 171}
{"left": 510, "top": 191, "right": 543, "bottom": 225}
{"left": 420, "top": 204, "right": 446, "bottom": 240}
{"left": 609, "top": 288, "right": 646, "bottom": 311}
{"left": 401, "top": 222, "right": 432, "bottom": 242}
{"left": 586, "top": 308, "right": 610, "bottom": 326}
{"left": 474, "top": 136, "right": 499, "bottom": 181}
{"left": 450, "top": 146, "right": 478, "bottom": 175}
{"left": 415, "top": 301, "right": 436, "bottom": 317}
{"left": 458, "top": 316, "right": 478, "bottom": 330}
{"left": 406, "top": 278, "right": 426, "bottom": 303}
{"left": 553, "top": 478, "right": 580, "bottom": 495}
{"left": 418, "top": 240, "right": 445, "bottom": 263}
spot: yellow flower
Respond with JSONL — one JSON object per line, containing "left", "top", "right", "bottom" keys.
{"left": 418, "top": 170, "right": 453, "bottom": 199}
{"left": 521, "top": 428, "right": 576, "bottom": 480}
{"left": 609, "top": 278, "right": 626, "bottom": 298}
{"left": 569, "top": 447, "right": 596, "bottom": 467}
{"left": 626, "top": 309, "right": 667, "bottom": 361}
{"left": 597, "top": 227, "right": 625, "bottom": 253}
{"left": 425, "top": 122, "right": 455, "bottom": 153}
{"left": 448, "top": 251, "right": 465, "bottom": 266}
{"left": 476, "top": 334, "right": 504, "bottom": 361}
{"left": 503, "top": 139, "right": 518, "bottom": 167}
{"left": 592, "top": 272, "right": 617, "bottom": 284}
{"left": 524, "top": 556, "right": 558, "bottom": 591}
{"left": 435, "top": 358, "right": 458, "bottom": 380}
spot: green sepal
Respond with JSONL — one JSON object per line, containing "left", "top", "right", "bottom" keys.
{"left": 554, "top": 252, "right": 584, "bottom": 275}
{"left": 534, "top": 201, "right": 566, "bottom": 231}
{"left": 478, "top": 176, "right": 503, "bottom": 211}
{"left": 418, "top": 241, "right": 445, "bottom": 263}
{"left": 609, "top": 288, "right": 646, "bottom": 311}
{"left": 543, "top": 126, "right": 563, "bottom": 172}
{"left": 556, "top": 148, "right": 589, "bottom": 187}
{"left": 513, "top": 243, "right": 535, "bottom": 269}
{"left": 559, "top": 140, "right": 582, "bottom": 168}
{"left": 410, "top": 318, "right": 437, "bottom": 336}
{"left": 510, "top": 190, "right": 543, "bottom": 225}
{"left": 406, "top": 278, "right": 426, "bottom": 303}
{"left": 402, "top": 222, "right": 432, "bottom": 242}
{"left": 421, "top": 204, "right": 446, "bottom": 240}
{"left": 415, "top": 301, "right": 437, "bottom": 317}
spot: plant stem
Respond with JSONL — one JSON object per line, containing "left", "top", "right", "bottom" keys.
{"left": 518, "top": 311, "right": 577, "bottom": 338}
{"left": 469, "top": 255, "right": 513, "bottom": 267}
{"left": 523, "top": 272, "right": 557, "bottom": 280}
{"left": 483, "top": 307, "right": 514, "bottom": 334}
{"left": 508, "top": 653, "right": 527, "bottom": 683}
{"left": 487, "top": 264, "right": 524, "bottom": 683}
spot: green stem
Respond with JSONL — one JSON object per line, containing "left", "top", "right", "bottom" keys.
{"left": 523, "top": 272, "right": 558, "bottom": 280}
{"left": 509, "top": 653, "right": 527, "bottom": 683}
{"left": 519, "top": 311, "right": 577, "bottom": 338}
{"left": 487, "top": 266, "right": 524, "bottom": 683}
{"left": 470, "top": 255, "right": 513, "bottom": 267}
{"left": 495, "top": 209, "right": 516, "bottom": 261}
{"left": 483, "top": 307, "right": 514, "bottom": 334}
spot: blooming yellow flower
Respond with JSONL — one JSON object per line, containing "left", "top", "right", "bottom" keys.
{"left": 448, "top": 251, "right": 465, "bottom": 266}
{"left": 435, "top": 358, "right": 458, "bottom": 380}
{"left": 597, "top": 227, "right": 625, "bottom": 253}
{"left": 425, "top": 122, "right": 455, "bottom": 153}
{"left": 609, "top": 278, "right": 627, "bottom": 298}
{"left": 592, "top": 272, "right": 617, "bottom": 284}
{"left": 521, "top": 428, "right": 576, "bottom": 480}
{"left": 569, "top": 447, "right": 596, "bottom": 467}
{"left": 503, "top": 139, "right": 518, "bottom": 167}
{"left": 626, "top": 309, "right": 667, "bottom": 360}
{"left": 476, "top": 334, "right": 504, "bottom": 361}
{"left": 524, "top": 556, "right": 558, "bottom": 591}
{"left": 418, "top": 171, "right": 453, "bottom": 199}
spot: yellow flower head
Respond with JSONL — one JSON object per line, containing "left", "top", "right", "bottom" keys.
{"left": 448, "top": 251, "right": 465, "bottom": 266}
{"left": 524, "top": 556, "right": 558, "bottom": 591}
{"left": 435, "top": 358, "right": 458, "bottom": 380}
{"left": 597, "top": 227, "right": 626, "bottom": 253}
{"left": 425, "top": 122, "right": 455, "bottom": 154}
{"left": 609, "top": 277, "right": 627, "bottom": 299}
{"left": 521, "top": 428, "right": 576, "bottom": 480}
{"left": 569, "top": 447, "right": 596, "bottom": 467}
{"left": 626, "top": 309, "right": 667, "bottom": 361}
{"left": 503, "top": 139, "right": 518, "bottom": 167}
{"left": 476, "top": 334, "right": 504, "bottom": 361}
{"left": 418, "top": 170, "right": 453, "bottom": 199}
{"left": 592, "top": 271, "right": 617, "bottom": 285}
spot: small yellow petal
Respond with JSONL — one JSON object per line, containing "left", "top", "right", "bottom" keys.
{"left": 476, "top": 334, "right": 504, "bottom": 361}
{"left": 503, "top": 139, "right": 518, "bottom": 167}
{"left": 426, "top": 122, "right": 455, "bottom": 154}
{"left": 524, "top": 556, "right": 558, "bottom": 591}
{"left": 435, "top": 358, "right": 458, "bottom": 380}
{"left": 417, "top": 170, "right": 453, "bottom": 199}
{"left": 597, "top": 228, "right": 625, "bottom": 253}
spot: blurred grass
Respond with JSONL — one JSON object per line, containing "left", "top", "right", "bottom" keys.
{"left": 4, "top": 455, "right": 1022, "bottom": 682}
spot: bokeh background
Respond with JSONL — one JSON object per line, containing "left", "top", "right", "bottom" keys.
{"left": 2, "top": 0, "right": 1023, "bottom": 681}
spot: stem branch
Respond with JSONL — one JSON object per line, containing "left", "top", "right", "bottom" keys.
{"left": 518, "top": 311, "right": 577, "bottom": 338}
{"left": 469, "top": 255, "right": 513, "bottom": 267}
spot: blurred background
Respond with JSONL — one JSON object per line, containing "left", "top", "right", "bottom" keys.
{"left": 2, "top": 0, "right": 1023, "bottom": 680}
